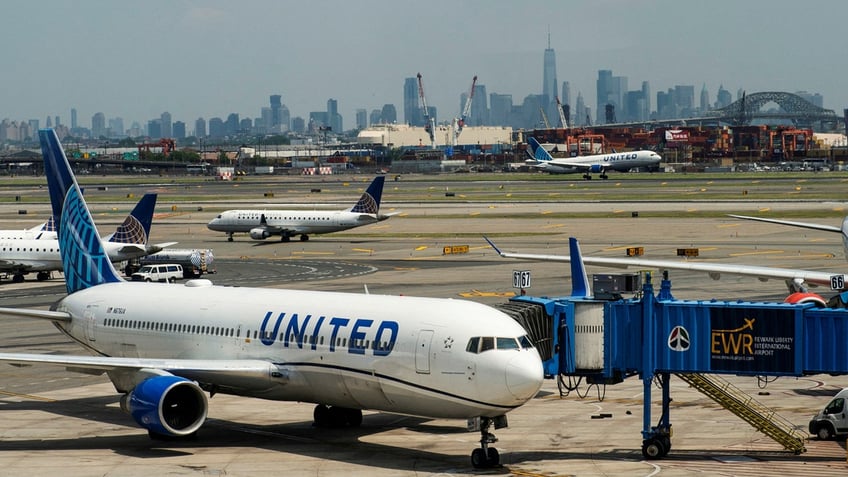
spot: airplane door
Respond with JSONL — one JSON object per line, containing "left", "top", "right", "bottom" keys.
{"left": 84, "top": 305, "right": 98, "bottom": 342}
{"left": 415, "top": 330, "right": 433, "bottom": 374}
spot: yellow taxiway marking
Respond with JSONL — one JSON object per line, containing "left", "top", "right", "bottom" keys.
{"left": 352, "top": 248, "right": 374, "bottom": 253}
{"left": 718, "top": 223, "right": 741, "bottom": 228}
{"left": 470, "top": 212, "right": 480, "bottom": 216}
{"left": 542, "top": 223, "right": 565, "bottom": 229}
{"left": 393, "top": 267, "right": 419, "bottom": 271}
{"left": 414, "top": 245, "right": 428, "bottom": 251}
{"left": 757, "top": 207, "right": 771, "bottom": 212}
{"left": 729, "top": 250, "right": 784, "bottom": 257}
{"left": 0, "top": 390, "right": 56, "bottom": 402}
{"left": 540, "top": 210, "right": 553, "bottom": 215}
{"left": 459, "top": 290, "right": 516, "bottom": 298}
{"left": 291, "top": 251, "right": 335, "bottom": 256}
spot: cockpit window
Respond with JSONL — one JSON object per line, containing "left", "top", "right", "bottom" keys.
{"left": 519, "top": 335, "right": 534, "bottom": 349}
{"left": 466, "top": 335, "right": 533, "bottom": 354}
{"left": 480, "top": 337, "right": 495, "bottom": 352}
{"left": 497, "top": 337, "right": 519, "bottom": 350}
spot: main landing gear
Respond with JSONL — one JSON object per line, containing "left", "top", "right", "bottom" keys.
{"left": 312, "top": 404, "right": 363, "bottom": 428}
{"left": 469, "top": 416, "right": 506, "bottom": 469}
{"left": 226, "top": 232, "right": 234, "bottom": 242}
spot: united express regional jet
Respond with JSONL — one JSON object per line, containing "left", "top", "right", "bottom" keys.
{"left": 0, "top": 192, "right": 171, "bottom": 282}
{"left": 526, "top": 137, "right": 662, "bottom": 179}
{"left": 0, "top": 129, "right": 543, "bottom": 469}
{"left": 207, "top": 176, "right": 392, "bottom": 242}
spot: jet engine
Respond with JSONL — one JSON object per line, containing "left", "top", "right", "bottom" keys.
{"left": 249, "top": 228, "right": 271, "bottom": 240}
{"left": 588, "top": 164, "right": 603, "bottom": 173}
{"left": 122, "top": 375, "right": 208, "bottom": 437}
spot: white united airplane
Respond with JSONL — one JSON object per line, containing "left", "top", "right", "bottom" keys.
{"left": 0, "top": 192, "right": 174, "bottom": 282}
{"left": 0, "top": 129, "right": 543, "bottom": 469}
{"left": 526, "top": 136, "right": 663, "bottom": 179}
{"left": 207, "top": 176, "right": 393, "bottom": 242}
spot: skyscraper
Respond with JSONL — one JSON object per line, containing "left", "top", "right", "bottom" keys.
{"left": 403, "top": 77, "right": 420, "bottom": 125}
{"left": 91, "top": 112, "right": 106, "bottom": 138}
{"left": 160, "top": 112, "right": 172, "bottom": 138}
{"left": 195, "top": 117, "right": 206, "bottom": 138}
{"left": 270, "top": 95, "right": 282, "bottom": 128}
{"left": 542, "top": 32, "right": 558, "bottom": 127}
{"left": 71, "top": 108, "right": 77, "bottom": 130}
{"left": 327, "top": 98, "right": 342, "bottom": 133}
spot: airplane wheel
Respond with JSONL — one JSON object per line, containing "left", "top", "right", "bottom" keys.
{"left": 471, "top": 448, "right": 487, "bottom": 468}
{"left": 487, "top": 447, "right": 500, "bottom": 466}
{"left": 344, "top": 408, "right": 363, "bottom": 427}
{"left": 227, "top": 237, "right": 233, "bottom": 242}
{"left": 281, "top": 235, "right": 290, "bottom": 242}
{"left": 36, "top": 272, "right": 49, "bottom": 281}
{"left": 12, "top": 274, "right": 24, "bottom": 283}
{"left": 313, "top": 404, "right": 331, "bottom": 427}
{"left": 300, "top": 235, "right": 309, "bottom": 241}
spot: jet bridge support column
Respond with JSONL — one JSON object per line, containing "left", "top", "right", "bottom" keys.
{"left": 639, "top": 273, "right": 672, "bottom": 458}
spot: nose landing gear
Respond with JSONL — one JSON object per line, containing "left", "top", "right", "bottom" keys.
{"left": 468, "top": 415, "right": 507, "bottom": 468}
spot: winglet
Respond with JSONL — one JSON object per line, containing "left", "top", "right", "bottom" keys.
{"left": 106, "top": 193, "right": 157, "bottom": 244}
{"left": 569, "top": 237, "right": 591, "bottom": 298}
{"left": 39, "top": 129, "right": 122, "bottom": 294}
{"left": 350, "top": 176, "right": 385, "bottom": 214}
{"left": 484, "top": 236, "right": 504, "bottom": 256}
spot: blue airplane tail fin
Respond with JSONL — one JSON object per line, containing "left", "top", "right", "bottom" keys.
{"left": 527, "top": 137, "right": 554, "bottom": 162}
{"left": 107, "top": 193, "right": 157, "bottom": 244}
{"left": 39, "top": 129, "right": 122, "bottom": 294}
{"left": 350, "top": 176, "right": 385, "bottom": 214}
{"left": 569, "top": 237, "right": 591, "bottom": 298}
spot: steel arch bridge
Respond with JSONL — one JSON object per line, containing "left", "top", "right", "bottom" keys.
{"left": 711, "top": 91, "right": 839, "bottom": 129}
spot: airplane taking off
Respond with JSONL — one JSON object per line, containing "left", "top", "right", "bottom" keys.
{"left": 484, "top": 237, "right": 848, "bottom": 307}
{"left": 0, "top": 192, "right": 172, "bottom": 282}
{"left": 207, "top": 176, "right": 392, "bottom": 242}
{"left": 525, "top": 137, "right": 663, "bottom": 179}
{"left": 0, "top": 129, "right": 543, "bottom": 469}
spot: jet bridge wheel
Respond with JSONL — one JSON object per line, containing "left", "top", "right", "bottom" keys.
{"left": 641, "top": 437, "right": 669, "bottom": 459}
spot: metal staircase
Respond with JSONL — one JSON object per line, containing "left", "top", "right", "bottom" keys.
{"left": 676, "top": 373, "right": 807, "bottom": 454}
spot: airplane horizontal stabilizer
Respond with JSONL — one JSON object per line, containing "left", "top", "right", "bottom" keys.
{"left": 0, "top": 307, "right": 71, "bottom": 322}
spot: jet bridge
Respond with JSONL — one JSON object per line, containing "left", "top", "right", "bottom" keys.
{"left": 499, "top": 238, "right": 848, "bottom": 459}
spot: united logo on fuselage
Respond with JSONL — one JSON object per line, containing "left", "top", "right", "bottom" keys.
{"left": 259, "top": 311, "right": 398, "bottom": 356}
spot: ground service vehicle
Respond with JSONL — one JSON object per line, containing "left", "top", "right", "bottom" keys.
{"left": 809, "top": 388, "right": 848, "bottom": 440}
{"left": 130, "top": 264, "right": 183, "bottom": 283}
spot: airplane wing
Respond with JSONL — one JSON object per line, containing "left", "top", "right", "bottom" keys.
{"left": 728, "top": 214, "right": 842, "bottom": 233}
{"left": 0, "top": 353, "right": 281, "bottom": 389}
{"left": 484, "top": 237, "right": 846, "bottom": 291}
{"left": 146, "top": 241, "right": 179, "bottom": 254}
{"left": 546, "top": 160, "right": 593, "bottom": 171}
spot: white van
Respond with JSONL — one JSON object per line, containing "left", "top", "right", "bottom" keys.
{"left": 131, "top": 264, "right": 183, "bottom": 283}
{"left": 808, "top": 388, "right": 848, "bottom": 440}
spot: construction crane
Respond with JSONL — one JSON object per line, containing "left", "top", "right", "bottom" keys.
{"left": 417, "top": 72, "right": 436, "bottom": 149}
{"left": 555, "top": 95, "right": 568, "bottom": 129}
{"left": 453, "top": 75, "right": 478, "bottom": 145}
{"left": 539, "top": 107, "right": 551, "bottom": 129}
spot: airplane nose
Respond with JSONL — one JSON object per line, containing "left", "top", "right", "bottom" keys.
{"left": 505, "top": 352, "right": 544, "bottom": 401}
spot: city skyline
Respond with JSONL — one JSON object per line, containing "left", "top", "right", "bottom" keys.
{"left": 2, "top": 1, "right": 847, "bottom": 134}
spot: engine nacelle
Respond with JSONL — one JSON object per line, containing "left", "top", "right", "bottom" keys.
{"left": 249, "top": 228, "right": 271, "bottom": 240}
{"left": 124, "top": 375, "right": 208, "bottom": 437}
{"left": 589, "top": 164, "right": 603, "bottom": 173}
{"left": 784, "top": 292, "right": 827, "bottom": 308}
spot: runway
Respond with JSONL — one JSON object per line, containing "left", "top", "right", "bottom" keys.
{"left": 1, "top": 173, "right": 847, "bottom": 475}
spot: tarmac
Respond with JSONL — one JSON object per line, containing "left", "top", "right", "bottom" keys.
{"left": 0, "top": 173, "right": 847, "bottom": 476}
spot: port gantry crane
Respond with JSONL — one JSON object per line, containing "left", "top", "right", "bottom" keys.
{"left": 452, "top": 75, "right": 478, "bottom": 146}
{"left": 416, "top": 72, "right": 437, "bottom": 149}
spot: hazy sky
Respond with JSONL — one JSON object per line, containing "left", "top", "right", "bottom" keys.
{"left": 3, "top": 0, "right": 847, "bottom": 130}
